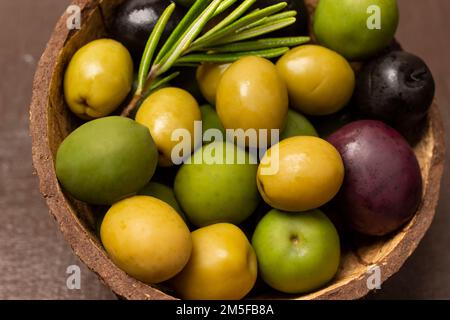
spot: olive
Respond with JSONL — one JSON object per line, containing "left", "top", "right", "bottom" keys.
{"left": 171, "top": 223, "right": 257, "bottom": 300}
{"left": 111, "top": 0, "right": 185, "bottom": 61}
{"left": 216, "top": 56, "right": 288, "bottom": 147}
{"left": 64, "top": 39, "right": 134, "bottom": 119}
{"left": 174, "top": 141, "right": 260, "bottom": 227}
{"left": 138, "top": 181, "right": 187, "bottom": 221}
{"left": 280, "top": 110, "right": 318, "bottom": 140}
{"left": 252, "top": 209, "right": 340, "bottom": 294}
{"left": 313, "top": 0, "right": 399, "bottom": 60}
{"left": 56, "top": 117, "right": 158, "bottom": 205}
{"left": 353, "top": 51, "right": 435, "bottom": 143}
{"left": 136, "top": 87, "right": 201, "bottom": 167}
{"left": 200, "top": 104, "right": 225, "bottom": 142}
{"left": 257, "top": 136, "right": 344, "bottom": 212}
{"left": 251, "top": 0, "right": 309, "bottom": 36}
{"left": 196, "top": 63, "right": 231, "bottom": 105}
{"left": 100, "top": 196, "right": 191, "bottom": 283}
{"left": 328, "top": 120, "right": 423, "bottom": 236}
{"left": 276, "top": 45, "right": 355, "bottom": 116}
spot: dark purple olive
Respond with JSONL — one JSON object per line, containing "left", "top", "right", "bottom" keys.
{"left": 111, "top": 0, "right": 185, "bottom": 62}
{"left": 328, "top": 120, "right": 423, "bottom": 236}
{"left": 353, "top": 51, "right": 435, "bottom": 143}
{"left": 251, "top": 0, "right": 309, "bottom": 36}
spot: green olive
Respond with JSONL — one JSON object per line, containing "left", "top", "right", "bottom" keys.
{"left": 136, "top": 87, "right": 202, "bottom": 167}
{"left": 276, "top": 45, "right": 355, "bottom": 116}
{"left": 196, "top": 63, "right": 231, "bottom": 105}
{"left": 200, "top": 104, "right": 225, "bottom": 143}
{"left": 138, "top": 181, "right": 187, "bottom": 222}
{"left": 64, "top": 39, "right": 133, "bottom": 119}
{"left": 280, "top": 110, "right": 318, "bottom": 140}
{"left": 216, "top": 56, "right": 288, "bottom": 147}
{"left": 257, "top": 136, "right": 344, "bottom": 212}
{"left": 56, "top": 117, "right": 158, "bottom": 205}
{"left": 100, "top": 196, "right": 192, "bottom": 284}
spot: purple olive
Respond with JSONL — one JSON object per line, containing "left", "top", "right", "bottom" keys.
{"left": 353, "top": 51, "right": 435, "bottom": 143}
{"left": 328, "top": 120, "right": 422, "bottom": 236}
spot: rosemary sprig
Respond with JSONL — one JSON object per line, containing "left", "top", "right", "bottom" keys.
{"left": 121, "top": 0, "right": 309, "bottom": 117}
{"left": 190, "top": 2, "right": 288, "bottom": 51}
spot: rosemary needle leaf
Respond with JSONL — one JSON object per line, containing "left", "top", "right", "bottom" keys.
{"left": 213, "top": 0, "right": 238, "bottom": 17}
{"left": 211, "top": 17, "right": 297, "bottom": 46}
{"left": 154, "top": 0, "right": 213, "bottom": 65}
{"left": 206, "top": 36, "right": 310, "bottom": 53}
{"left": 137, "top": 3, "right": 175, "bottom": 94}
{"left": 174, "top": 63, "right": 200, "bottom": 67}
{"left": 175, "top": 47, "right": 290, "bottom": 64}
{"left": 202, "top": 0, "right": 257, "bottom": 40}
{"left": 237, "top": 10, "right": 297, "bottom": 32}
{"left": 149, "top": 71, "right": 180, "bottom": 92}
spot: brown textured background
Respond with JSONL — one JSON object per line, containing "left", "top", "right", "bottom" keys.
{"left": 0, "top": 0, "right": 448, "bottom": 299}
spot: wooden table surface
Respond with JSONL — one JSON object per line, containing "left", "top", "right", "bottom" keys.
{"left": 0, "top": 0, "right": 448, "bottom": 299}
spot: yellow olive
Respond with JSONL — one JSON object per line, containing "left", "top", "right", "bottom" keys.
{"left": 257, "top": 136, "right": 344, "bottom": 212}
{"left": 171, "top": 223, "right": 257, "bottom": 300}
{"left": 196, "top": 63, "right": 231, "bottom": 105}
{"left": 276, "top": 45, "right": 355, "bottom": 116}
{"left": 136, "top": 87, "right": 201, "bottom": 166}
{"left": 216, "top": 56, "right": 288, "bottom": 147}
{"left": 64, "top": 39, "right": 133, "bottom": 119}
{"left": 100, "top": 196, "right": 192, "bottom": 284}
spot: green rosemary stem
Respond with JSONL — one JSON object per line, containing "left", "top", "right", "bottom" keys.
{"left": 136, "top": 3, "right": 175, "bottom": 95}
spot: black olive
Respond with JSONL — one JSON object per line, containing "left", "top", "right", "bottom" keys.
{"left": 110, "top": 0, "right": 185, "bottom": 63}
{"left": 352, "top": 51, "right": 435, "bottom": 144}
